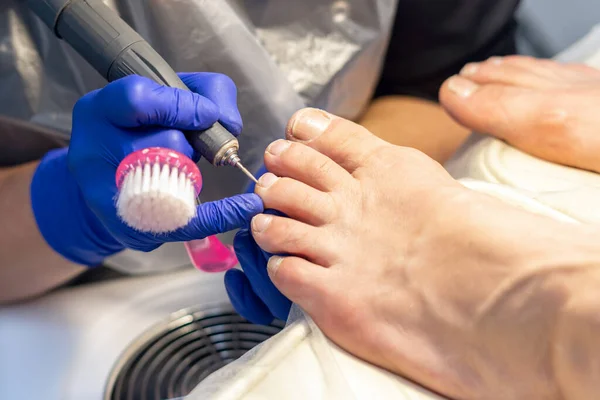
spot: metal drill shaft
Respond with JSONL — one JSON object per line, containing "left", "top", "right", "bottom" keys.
{"left": 217, "top": 146, "right": 259, "bottom": 184}
{"left": 235, "top": 162, "right": 259, "bottom": 184}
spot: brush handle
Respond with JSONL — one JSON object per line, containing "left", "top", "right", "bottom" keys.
{"left": 28, "top": 0, "right": 238, "bottom": 166}
{"left": 185, "top": 237, "right": 239, "bottom": 273}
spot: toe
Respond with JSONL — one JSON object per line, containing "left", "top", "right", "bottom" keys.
{"left": 251, "top": 213, "right": 337, "bottom": 266}
{"left": 565, "top": 63, "right": 600, "bottom": 80}
{"left": 459, "top": 58, "right": 557, "bottom": 90}
{"left": 254, "top": 172, "right": 336, "bottom": 226}
{"left": 266, "top": 255, "right": 330, "bottom": 314}
{"left": 496, "top": 56, "right": 599, "bottom": 85}
{"left": 499, "top": 55, "right": 570, "bottom": 77}
{"left": 500, "top": 55, "right": 557, "bottom": 70}
{"left": 440, "top": 75, "right": 544, "bottom": 141}
{"left": 263, "top": 139, "right": 352, "bottom": 192}
{"left": 285, "top": 108, "right": 387, "bottom": 174}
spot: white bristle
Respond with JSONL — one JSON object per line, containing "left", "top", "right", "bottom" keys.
{"left": 142, "top": 163, "right": 151, "bottom": 193}
{"left": 116, "top": 161, "right": 197, "bottom": 233}
{"left": 133, "top": 165, "right": 143, "bottom": 195}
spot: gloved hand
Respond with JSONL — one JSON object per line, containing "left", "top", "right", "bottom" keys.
{"left": 31, "top": 73, "right": 264, "bottom": 267}
{"left": 225, "top": 212, "right": 292, "bottom": 325}
{"left": 224, "top": 159, "right": 291, "bottom": 324}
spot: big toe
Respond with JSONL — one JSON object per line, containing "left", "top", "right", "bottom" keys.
{"left": 285, "top": 108, "right": 388, "bottom": 174}
{"left": 440, "top": 75, "right": 545, "bottom": 142}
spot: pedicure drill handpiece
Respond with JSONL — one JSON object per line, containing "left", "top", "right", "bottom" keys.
{"left": 27, "top": 0, "right": 258, "bottom": 184}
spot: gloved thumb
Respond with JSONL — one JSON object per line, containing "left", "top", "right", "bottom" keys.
{"left": 225, "top": 269, "right": 275, "bottom": 325}
{"left": 233, "top": 229, "right": 292, "bottom": 321}
{"left": 171, "top": 193, "right": 263, "bottom": 241}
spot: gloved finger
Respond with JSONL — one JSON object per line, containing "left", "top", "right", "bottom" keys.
{"left": 179, "top": 72, "right": 243, "bottom": 135}
{"left": 95, "top": 75, "right": 221, "bottom": 131}
{"left": 72, "top": 93, "right": 196, "bottom": 165}
{"left": 234, "top": 229, "right": 292, "bottom": 321}
{"left": 224, "top": 269, "right": 275, "bottom": 325}
{"left": 171, "top": 193, "right": 264, "bottom": 241}
{"left": 72, "top": 89, "right": 101, "bottom": 119}
{"left": 129, "top": 128, "right": 195, "bottom": 162}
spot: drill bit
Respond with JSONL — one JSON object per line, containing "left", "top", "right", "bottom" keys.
{"left": 218, "top": 146, "right": 259, "bottom": 184}
{"left": 235, "top": 161, "right": 259, "bottom": 184}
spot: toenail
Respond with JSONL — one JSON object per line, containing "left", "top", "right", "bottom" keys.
{"left": 266, "top": 139, "right": 291, "bottom": 156}
{"left": 251, "top": 214, "right": 272, "bottom": 233}
{"left": 289, "top": 108, "right": 332, "bottom": 142}
{"left": 267, "top": 256, "right": 284, "bottom": 277}
{"left": 258, "top": 173, "right": 278, "bottom": 188}
{"left": 447, "top": 76, "right": 479, "bottom": 98}
{"left": 460, "top": 63, "right": 479, "bottom": 76}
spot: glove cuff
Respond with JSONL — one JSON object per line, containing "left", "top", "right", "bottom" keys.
{"left": 31, "top": 148, "right": 124, "bottom": 267}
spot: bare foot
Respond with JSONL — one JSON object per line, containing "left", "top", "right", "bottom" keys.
{"left": 250, "top": 108, "right": 600, "bottom": 399}
{"left": 439, "top": 55, "right": 600, "bottom": 173}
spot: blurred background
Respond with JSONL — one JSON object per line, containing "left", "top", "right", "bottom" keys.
{"left": 517, "top": 0, "right": 600, "bottom": 56}
{"left": 2, "top": 1, "right": 600, "bottom": 399}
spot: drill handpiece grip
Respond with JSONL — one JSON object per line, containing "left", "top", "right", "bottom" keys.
{"left": 27, "top": 0, "right": 237, "bottom": 165}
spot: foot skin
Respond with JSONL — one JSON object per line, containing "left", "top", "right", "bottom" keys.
{"left": 439, "top": 55, "right": 600, "bottom": 173}
{"left": 251, "top": 108, "right": 588, "bottom": 399}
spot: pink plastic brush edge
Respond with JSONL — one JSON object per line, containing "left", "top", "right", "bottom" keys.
{"left": 116, "top": 147, "right": 202, "bottom": 193}
{"left": 116, "top": 147, "right": 238, "bottom": 273}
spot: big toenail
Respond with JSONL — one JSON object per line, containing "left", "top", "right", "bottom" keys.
{"left": 258, "top": 173, "right": 278, "bottom": 188}
{"left": 266, "top": 139, "right": 291, "bottom": 156}
{"left": 460, "top": 63, "right": 479, "bottom": 76}
{"left": 267, "top": 256, "right": 284, "bottom": 277}
{"left": 289, "top": 108, "right": 332, "bottom": 141}
{"left": 252, "top": 214, "right": 272, "bottom": 233}
{"left": 447, "top": 76, "right": 479, "bottom": 98}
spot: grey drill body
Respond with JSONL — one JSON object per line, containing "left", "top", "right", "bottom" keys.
{"left": 27, "top": 0, "right": 259, "bottom": 184}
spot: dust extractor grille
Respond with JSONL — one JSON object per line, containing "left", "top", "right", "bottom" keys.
{"left": 105, "top": 304, "right": 285, "bottom": 400}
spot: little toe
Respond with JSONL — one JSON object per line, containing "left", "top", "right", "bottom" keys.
{"left": 264, "top": 139, "right": 352, "bottom": 192}
{"left": 285, "top": 108, "right": 387, "bottom": 174}
{"left": 266, "top": 255, "right": 330, "bottom": 315}
{"left": 254, "top": 172, "right": 336, "bottom": 226}
{"left": 440, "top": 75, "right": 544, "bottom": 141}
{"left": 251, "top": 213, "right": 338, "bottom": 266}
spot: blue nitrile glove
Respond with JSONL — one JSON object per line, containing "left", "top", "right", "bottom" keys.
{"left": 225, "top": 212, "right": 292, "bottom": 325}
{"left": 226, "top": 166, "right": 292, "bottom": 325}
{"left": 31, "top": 73, "right": 264, "bottom": 267}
